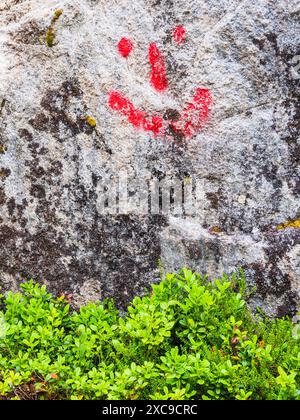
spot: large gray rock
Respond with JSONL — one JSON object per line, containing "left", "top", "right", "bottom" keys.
{"left": 0, "top": 0, "right": 299, "bottom": 314}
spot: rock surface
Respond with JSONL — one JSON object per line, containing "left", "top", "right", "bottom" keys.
{"left": 0, "top": 0, "right": 299, "bottom": 314}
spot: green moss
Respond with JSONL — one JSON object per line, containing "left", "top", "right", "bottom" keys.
{"left": 45, "top": 27, "right": 55, "bottom": 47}
{"left": 51, "top": 9, "right": 63, "bottom": 24}
{"left": 183, "top": 176, "right": 191, "bottom": 185}
{"left": 0, "top": 145, "right": 6, "bottom": 154}
{"left": 46, "top": 9, "right": 63, "bottom": 48}
{"left": 86, "top": 116, "right": 97, "bottom": 128}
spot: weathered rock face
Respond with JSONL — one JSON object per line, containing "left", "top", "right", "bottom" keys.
{"left": 0, "top": 0, "right": 299, "bottom": 314}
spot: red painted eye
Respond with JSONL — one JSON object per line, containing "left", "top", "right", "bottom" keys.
{"left": 173, "top": 25, "right": 186, "bottom": 44}
{"left": 118, "top": 37, "right": 134, "bottom": 58}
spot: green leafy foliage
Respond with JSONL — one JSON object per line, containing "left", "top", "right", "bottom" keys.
{"left": 0, "top": 271, "right": 299, "bottom": 400}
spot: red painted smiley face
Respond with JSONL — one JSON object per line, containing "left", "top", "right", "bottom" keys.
{"left": 108, "top": 26, "right": 213, "bottom": 140}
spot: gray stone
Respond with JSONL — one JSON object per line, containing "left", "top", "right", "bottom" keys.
{"left": 0, "top": 0, "right": 299, "bottom": 314}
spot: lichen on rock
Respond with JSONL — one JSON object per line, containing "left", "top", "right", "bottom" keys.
{"left": 86, "top": 116, "right": 97, "bottom": 128}
{"left": 276, "top": 220, "right": 300, "bottom": 230}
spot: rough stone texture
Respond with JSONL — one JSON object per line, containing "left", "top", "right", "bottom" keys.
{"left": 0, "top": 0, "right": 299, "bottom": 314}
{"left": 161, "top": 218, "right": 300, "bottom": 317}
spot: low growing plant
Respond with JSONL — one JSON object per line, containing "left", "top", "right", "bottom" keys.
{"left": 0, "top": 270, "right": 299, "bottom": 400}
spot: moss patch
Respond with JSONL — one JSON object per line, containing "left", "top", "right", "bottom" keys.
{"left": 51, "top": 9, "right": 63, "bottom": 24}
{"left": 46, "top": 9, "right": 63, "bottom": 47}
{"left": 0, "top": 145, "right": 7, "bottom": 154}
{"left": 45, "top": 28, "right": 55, "bottom": 47}
{"left": 86, "top": 116, "right": 97, "bottom": 128}
{"left": 209, "top": 226, "right": 222, "bottom": 234}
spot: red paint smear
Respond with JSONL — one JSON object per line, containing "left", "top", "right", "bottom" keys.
{"left": 108, "top": 89, "right": 213, "bottom": 139}
{"left": 118, "top": 37, "right": 134, "bottom": 58}
{"left": 171, "top": 88, "right": 213, "bottom": 138}
{"left": 148, "top": 43, "right": 168, "bottom": 92}
{"left": 173, "top": 25, "right": 186, "bottom": 44}
{"left": 108, "top": 91, "right": 164, "bottom": 136}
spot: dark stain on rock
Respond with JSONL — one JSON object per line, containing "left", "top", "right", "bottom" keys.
{"left": 91, "top": 173, "right": 99, "bottom": 188}
{"left": 29, "top": 113, "right": 49, "bottom": 131}
{"left": 252, "top": 37, "right": 265, "bottom": 51}
{"left": 19, "top": 128, "right": 33, "bottom": 142}
{"left": 150, "top": 0, "right": 175, "bottom": 16}
{"left": 248, "top": 229, "right": 300, "bottom": 316}
{"left": 12, "top": 20, "right": 45, "bottom": 45}
{"left": 206, "top": 241, "right": 221, "bottom": 264}
{"left": 70, "top": 214, "right": 168, "bottom": 308}
{"left": 29, "top": 80, "right": 93, "bottom": 139}
{"left": 277, "top": 303, "right": 294, "bottom": 318}
{"left": 0, "top": 224, "right": 72, "bottom": 292}
{"left": 0, "top": 98, "right": 6, "bottom": 115}
{"left": 260, "top": 31, "right": 300, "bottom": 198}
{"left": 92, "top": 131, "right": 112, "bottom": 154}
{"left": 206, "top": 190, "right": 223, "bottom": 210}
{"left": 168, "top": 126, "right": 186, "bottom": 144}
{"left": 1, "top": 164, "right": 168, "bottom": 309}
{"left": 262, "top": 162, "right": 282, "bottom": 189}
{"left": 247, "top": 263, "right": 270, "bottom": 298}
{"left": 7, "top": 197, "right": 16, "bottom": 217}
{"left": 183, "top": 241, "right": 203, "bottom": 260}
{"left": 50, "top": 161, "right": 63, "bottom": 177}
{"left": 29, "top": 165, "right": 46, "bottom": 179}
{"left": 265, "top": 33, "right": 280, "bottom": 56}
{"left": 36, "top": 205, "right": 57, "bottom": 225}
{"left": 294, "top": 179, "right": 300, "bottom": 196}
{"left": 164, "top": 108, "right": 180, "bottom": 121}
{"left": 30, "top": 184, "right": 46, "bottom": 199}
{"left": 39, "top": 147, "right": 48, "bottom": 155}
{"left": 0, "top": 187, "right": 7, "bottom": 206}
{"left": 5, "top": 196, "right": 27, "bottom": 226}
{"left": 162, "top": 109, "right": 186, "bottom": 142}
{"left": 0, "top": 168, "right": 11, "bottom": 180}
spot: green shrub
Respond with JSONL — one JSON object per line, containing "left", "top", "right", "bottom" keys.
{"left": 0, "top": 269, "right": 299, "bottom": 400}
